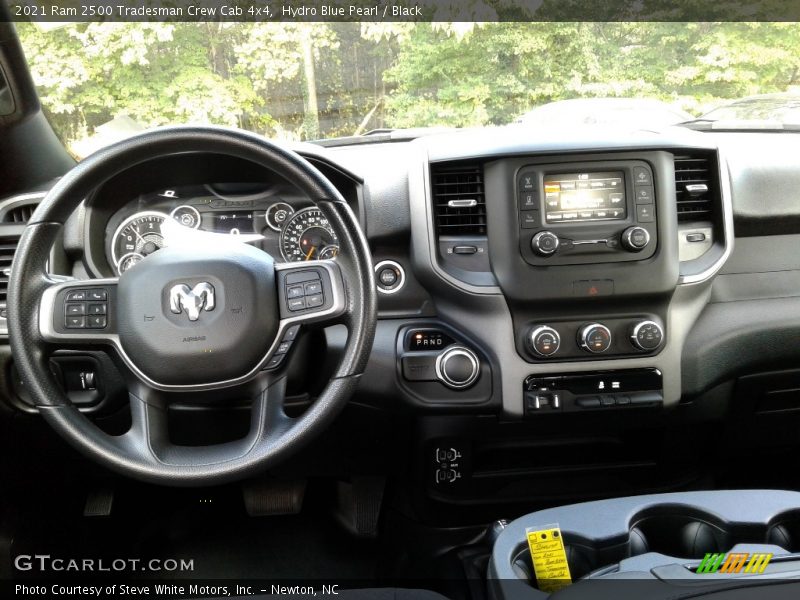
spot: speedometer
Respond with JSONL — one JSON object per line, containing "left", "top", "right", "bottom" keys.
{"left": 110, "top": 211, "right": 168, "bottom": 274}
{"left": 279, "top": 207, "right": 339, "bottom": 262}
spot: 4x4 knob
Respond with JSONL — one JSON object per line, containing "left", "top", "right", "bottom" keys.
{"left": 531, "top": 231, "right": 560, "bottom": 256}
{"left": 435, "top": 346, "right": 480, "bottom": 390}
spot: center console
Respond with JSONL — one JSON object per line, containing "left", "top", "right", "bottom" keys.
{"left": 489, "top": 490, "right": 800, "bottom": 599}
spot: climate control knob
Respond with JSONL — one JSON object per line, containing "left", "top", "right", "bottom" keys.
{"left": 621, "top": 226, "right": 650, "bottom": 252}
{"left": 528, "top": 326, "right": 561, "bottom": 357}
{"left": 435, "top": 346, "right": 480, "bottom": 390}
{"left": 531, "top": 231, "right": 560, "bottom": 256}
{"left": 630, "top": 320, "right": 664, "bottom": 351}
{"left": 579, "top": 323, "right": 612, "bottom": 354}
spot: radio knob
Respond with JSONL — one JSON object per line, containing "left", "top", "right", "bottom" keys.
{"left": 630, "top": 320, "right": 664, "bottom": 351}
{"left": 621, "top": 226, "right": 650, "bottom": 252}
{"left": 435, "top": 346, "right": 480, "bottom": 390}
{"left": 579, "top": 323, "right": 612, "bottom": 354}
{"left": 531, "top": 231, "right": 560, "bottom": 256}
{"left": 528, "top": 326, "right": 560, "bottom": 358}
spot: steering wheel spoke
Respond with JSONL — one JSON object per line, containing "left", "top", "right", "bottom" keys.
{"left": 39, "top": 277, "right": 119, "bottom": 347}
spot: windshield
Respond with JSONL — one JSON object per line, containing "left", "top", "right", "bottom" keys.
{"left": 16, "top": 21, "right": 800, "bottom": 155}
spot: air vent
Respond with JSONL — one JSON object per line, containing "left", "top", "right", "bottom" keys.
{"left": 431, "top": 163, "right": 487, "bottom": 235}
{"left": 2, "top": 203, "right": 37, "bottom": 223}
{"left": 673, "top": 152, "right": 719, "bottom": 222}
{"left": 0, "top": 239, "right": 17, "bottom": 305}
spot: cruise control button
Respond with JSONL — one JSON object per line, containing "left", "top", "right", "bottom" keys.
{"left": 287, "top": 297, "right": 306, "bottom": 311}
{"left": 65, "top": 290, "right": 87, "bottom": 302}
{"left": 305, "top": 293, "right": 324, "bottom": 308}
{"left": 66, "top": 303, "right": 86, "bottom": 316}
{"left": 65, "top": 316, "right": 86, "bottom": 329}
{"left": 304, "top": 280, "right": 322, "bottom": 295}
{"left": 287, "top": 285, "right": 305, "bottom": 299}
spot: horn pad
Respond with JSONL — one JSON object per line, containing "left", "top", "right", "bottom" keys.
{"left": 116, "top": 244, "right": 278, "bottom": 386}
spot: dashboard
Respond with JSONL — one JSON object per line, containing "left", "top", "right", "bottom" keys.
{"left": 104, "top": 183, "right": 340, "bottom": 275}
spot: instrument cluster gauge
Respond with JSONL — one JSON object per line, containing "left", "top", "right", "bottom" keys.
{"left": 170, "top": 205, "right": 202, "bottom": 229}
{"left": 110, "top": 211, "right": 168, "bottom": 275}
{"left": 279, "top": 207, "right": 340, "bottom": 262}
{"left": 265, "top": 202, "right": 295, "bottom": 231}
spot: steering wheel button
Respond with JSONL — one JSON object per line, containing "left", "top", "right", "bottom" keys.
{"left": 282, "top": 324, "right": 301, "bottom": 341}
{"left": 287, "top": 297, "right": 306, "bottom": 311}
{"left": 65, "top": 316, "right": 86, "bottom": 328}
{"left": 287, "top": 285, "right": 304, "bottom": 299}
{"left": 87, "top": 303, "right": 107, "bottom": 315}
{"left": 87, "top": 316, "right": 107, "bottom": 329}
{"left": 66, "top": 303, "right": 86, "bottom": 316}
{"left": 266, "top": 354, "right": 284, "bottom": 369}
{"left": 304, "top": 281, "right": 322, "bottom": 295}
{"left": 285, "top": 269, "right": 321, "bottom": 285}
{"left": 306, "top": 293, "right": 324, "bottom": 308}
{"left": 88, "top": 289, "right": 107, "bottom": 301}
{"left": 65, "top": 290, "right": 87, "bottom": 301}
{"left": 276, "top": 341, "right": 292, "bottom": 355}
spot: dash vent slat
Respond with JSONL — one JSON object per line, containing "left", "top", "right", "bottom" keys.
{"left": 431, "top": 163, "right": 487, "bottom": 236}
{"left": 673, "top": 153, "right": 718, "bottom": 222}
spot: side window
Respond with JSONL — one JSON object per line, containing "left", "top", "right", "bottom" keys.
{"left": 0, "top": 65, "right": 13, "bottom": 115}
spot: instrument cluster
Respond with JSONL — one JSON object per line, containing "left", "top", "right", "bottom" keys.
{"left": 105, "top": 183, "right": 340, "bottom": 276}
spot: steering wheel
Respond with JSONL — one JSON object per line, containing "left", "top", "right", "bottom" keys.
{"left": 7, "top": 127, "right": 377, "bottom": 486}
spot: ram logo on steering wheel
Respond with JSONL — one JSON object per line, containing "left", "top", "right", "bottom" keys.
{"left": 169, "top": 282, "right": 216, "bottom": 322}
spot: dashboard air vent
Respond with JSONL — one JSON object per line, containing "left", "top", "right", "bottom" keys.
{"left": 431, "top": 163, "right": 487, "bottom": 235}
{"left": 673, "top": 152, "right": 718, "bottom": 222}
{"left": 0, "top": 239, "right": 18, "bottom": 305}
{"left": 2, "top": 203, "right": 37, "bottom": 223}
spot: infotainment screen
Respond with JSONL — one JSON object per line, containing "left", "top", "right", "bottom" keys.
{"left": 543, "top": 171, "right": 626, "bottom": 223}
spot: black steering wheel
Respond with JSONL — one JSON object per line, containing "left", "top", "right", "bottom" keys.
{"left": 7, "top": 127, "right": 377, "bottom": 486}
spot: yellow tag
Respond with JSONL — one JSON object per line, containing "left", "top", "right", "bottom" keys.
{"left": 526, "top": 524, "right": 572, "bottom": 593}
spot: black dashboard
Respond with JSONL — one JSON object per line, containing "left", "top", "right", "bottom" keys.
{"left": 4, "top": 123, "right": 800, "bottom": 508}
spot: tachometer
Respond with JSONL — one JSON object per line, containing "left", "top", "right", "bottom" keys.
{"left": 110, "top": 211, "right": 168, "bottom": 274}
{"left": 279, "top": 207, "right": 340, "bottom": 262}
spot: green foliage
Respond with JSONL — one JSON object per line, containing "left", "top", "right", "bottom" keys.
{"left": 15, "top": 21, "right": 800, "bottom": 151}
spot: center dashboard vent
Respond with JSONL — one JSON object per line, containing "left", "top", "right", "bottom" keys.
{"left": 431, "top": 163, "right": 487, "bottom": 235}
{"left": 673, "top": 152, "right": 719, "bottom": 222}
{"left": 0, "top": 239, "right": 18, "bottom": 306}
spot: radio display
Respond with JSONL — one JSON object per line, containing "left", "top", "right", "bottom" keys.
{"left": 543, "top": 171, "right": 626, "bottom": 223}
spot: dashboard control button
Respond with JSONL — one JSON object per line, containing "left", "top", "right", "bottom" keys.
{"left": 577, "top": 397, "right": 601, "bottom": 408}
{"left": 630, "top": 320, "right": 664, "bottom": 351}
{"left": 374, "top": 260, "right": 405, "bottom": 294}
{"left": 634, "top": 186, "right": 654, "bottom": 204}
{"left": 616, "top": 394, "right": 631, "bottom": 405}
{"left": 402, "top": 355, "right": 437, "bottom": 381}
{"left": 519, "top": 174, "right": 536, "bottom": 191}
{"left": 452, "top": 245, "right": 478, "bottom": 255}
{"left": 600, "top": 395, "right": 616, "bottom": 406}
{"left": 636, "top": 204, "right": 655, "bottom": 223}
{"left": 519, "top": 192, "right": 537, "bottom": 210}
{"left": 633, "top": 166, "right": 652, "bottom": 185}
{"left": 435, "top": 346, "right": 480, "bottom": 390}
{"left": 621, "top": 226, "right": 650, "bottom": 252}
{"left": 520, "top": 210, "right": 540, "bottom": 229}
{"left": 579, "top": 323, "right": 612, "bottom": 353}
{"left": 573, "top": 279, "right": 614, "bottom": 297}
{"left": 528, "top": 326, "right": 560, "bottom": 357}
{"left": 531, "top": 230, "right": 559, "bottom": 256}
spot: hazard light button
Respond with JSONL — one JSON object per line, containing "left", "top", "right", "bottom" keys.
{"left": 573, "top": 279, "right": 614, "bottom": 297}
